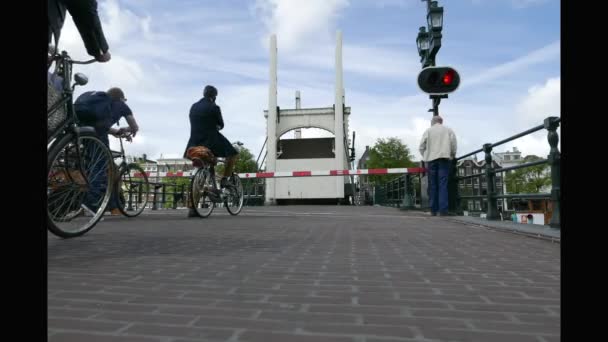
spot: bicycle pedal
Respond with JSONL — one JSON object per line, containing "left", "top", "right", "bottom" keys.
{"left": 206, "top": 191, "right": 221, "bottom": 202}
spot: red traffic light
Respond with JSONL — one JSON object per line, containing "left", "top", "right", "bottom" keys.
{"left": 442, "top": 69, "right": 455, "bottom": 85}
{"left": 417, "top": 66, "right": 461, "bottom": 94}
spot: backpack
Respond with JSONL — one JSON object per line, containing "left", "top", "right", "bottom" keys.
{"left": 74, "top": 91, "right": 113, "bottom": 129}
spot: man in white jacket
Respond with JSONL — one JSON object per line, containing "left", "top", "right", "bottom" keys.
{"left": 419, "top": 115, "right": 457, "bottom": 216}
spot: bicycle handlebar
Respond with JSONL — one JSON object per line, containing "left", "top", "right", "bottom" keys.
{"left": 72, "top": 59, "right": 97, "bottom": 65}
{"left": 49, "top": 51, "right": 97, "bottom": 65}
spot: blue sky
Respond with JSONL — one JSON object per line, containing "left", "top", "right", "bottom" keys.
{"left": 59, "top": 0, "right": 560, "bottom": 164}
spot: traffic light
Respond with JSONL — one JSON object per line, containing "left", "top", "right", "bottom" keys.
{"left": 417, "top": 66, "right": 460, "bottom": 94}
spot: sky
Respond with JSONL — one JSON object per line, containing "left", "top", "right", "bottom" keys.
{"left": 56, "top": 0, "right": 560, "bottom": 165}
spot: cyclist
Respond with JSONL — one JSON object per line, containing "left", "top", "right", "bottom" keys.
{"left": 74, "top": 87, "right": 140, "bottom": 215}
{"left": 184, "top": 85, "right": 239, "bottom": 218}
{"left": 48, "top": 0, "right": 111, "bottom": 63}
{"left": 48, "top": 0, "right": 111, "bottom": 118}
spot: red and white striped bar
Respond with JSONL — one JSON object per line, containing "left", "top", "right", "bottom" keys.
{"left": 134, "top": 167, "right": 425, "bottom": 179}
{"left": 239, "top": 167, "right": 425, "bottom": 178}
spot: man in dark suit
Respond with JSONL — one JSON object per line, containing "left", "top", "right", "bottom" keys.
{"left": 184, "top": 85, "right": 239, "bottom": 217}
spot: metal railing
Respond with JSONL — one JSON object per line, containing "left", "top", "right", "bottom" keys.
{"left": 451, "top": 116, "right": 560, "bottom": 228}
{"left": 372, "top": 173, "right": 420, "bottom": 209}
{"left": 126, "top": 178, "right": 267, "bottom": 210}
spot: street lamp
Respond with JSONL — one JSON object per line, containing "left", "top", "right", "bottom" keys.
{"left": 427, "top": 1, "right": 444, "bottom": 67}
{"left": 416, "top": 26, "right": 430, "bottom": 63}
{"left": 427, "top": 1, "right": 444, "bottom": 32}
{"left": 417, "top": 0, "right": 447, "bottom": 115}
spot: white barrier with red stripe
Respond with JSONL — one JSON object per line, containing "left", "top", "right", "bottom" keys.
{"left": 134, "top": 167, "right": 425, "bottom": 179}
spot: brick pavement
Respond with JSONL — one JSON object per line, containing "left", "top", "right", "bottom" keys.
{"left": 48, "top": 206, "right": 560, "bottom": 342}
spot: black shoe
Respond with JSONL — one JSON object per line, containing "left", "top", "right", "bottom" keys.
{"left": 220, "top": 176, "right": 235, "bottom": 189}
{"left": 187, "top": 208, "right": 200, "bottom": 218}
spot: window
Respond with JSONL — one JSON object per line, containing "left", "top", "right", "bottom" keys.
{"left": 504, "top": 155, "right": 511, "bottom": 161}
{"left": 465, "top": 166, "right": 472, "bottom": 176}
{"left": 459, "top": 168, "right": 465, "bottom": 176}
{"left": 514, "top": 155, "right": 520, "bottom": 160}
{"left": 475, "top": 201, "right": 481, "bottom": 211}
{"left": 468, "top": 201, "right": 475, "bottom": 211}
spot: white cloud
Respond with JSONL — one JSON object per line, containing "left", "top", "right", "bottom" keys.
{"left": 52, "top": 0, "right": 560, "bottom": 170}
{"left": 98, "top": 0, "right": 153, "bottom": 43}
{"left": 464, "top": 41, "right": 560, "bottom": 88}
{"left": 516, "top": 76, "right": 560, "bottom": 126}
{"left": 279, "top": 43, "right": 419, "bottom": 79}
{"left": 499, "top": 76, "right": 561, "bottom": 157}
{"left": 501, "top": 132, "right": 552, "bottom": 159}
{"left": 254, "top": 0, "right": 350, "bottom": 52}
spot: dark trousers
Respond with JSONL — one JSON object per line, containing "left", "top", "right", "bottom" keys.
{"left": 82, "top": 131, "right": 120, "bottom": 212}
{"left": 428, "top": 158, "right": 450, "bottom": 214}
{"left": 82, "top": 138, "right": 110, "bottom": 212}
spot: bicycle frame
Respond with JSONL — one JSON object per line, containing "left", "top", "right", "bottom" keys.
{"left": 115, "top": 134, "right": 129, "bottom": 171}
{"left": 47, "top": 51, "right": 92, "bottom": 186}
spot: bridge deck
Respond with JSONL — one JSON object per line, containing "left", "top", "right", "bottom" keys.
{"left": 48, "top": 206, "right": 560, "bottom": 342}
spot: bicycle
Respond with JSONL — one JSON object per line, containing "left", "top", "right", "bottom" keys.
{"left": 47, "top": 49, "right": 114, "bottom": 238}
{"left": 189, "top": 148, "right": 244, "bottom": 218}
{"left": 110, "top": 131, "right": 150, "bottom": 217}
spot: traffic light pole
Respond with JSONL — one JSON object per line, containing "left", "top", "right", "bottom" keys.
{"left": 429, "top": 94, "right": 447, "bottom": 116}
{"left": 421, "top": 0, "right": 445, "bottom": 117}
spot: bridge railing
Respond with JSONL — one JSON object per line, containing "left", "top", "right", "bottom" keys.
{"left": 373, "top": 116, "right": 560, "bottom": 228}
{"left": 372, "top": 174, "right": 419, "bottom": 208}
{"left": 242, "top": 178, "right": 266, "bottom": 206}
{"left": 450, "top": 116, "right": 560, "bottom": 228}
{"left": 125, "top": 178, "right": 266, "bottom": 210}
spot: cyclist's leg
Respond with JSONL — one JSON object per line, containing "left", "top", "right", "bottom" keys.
{"left": 82, "top": 131, "right": 110, "bottom": 214}
{"left": 223, "top": 154, "right": 238, "bottom": 178}
{"left": 107, "top": 181, "right": 121, "bottom": 214}
{"left": 107, "top": 142, "right": 121, "bottom": 215}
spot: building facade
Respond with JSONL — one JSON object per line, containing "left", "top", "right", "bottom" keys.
{"left": 456, "top": 158, "right": 504, "bottom": 214}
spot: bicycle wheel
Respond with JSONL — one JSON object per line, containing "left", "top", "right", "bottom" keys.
{"left": 117, "top": 163, "right": 150, "bottom": 217}
{"left": 225, "top": 174, "right": 244, "bottom": 215}
{"left": 47, "top": 132, "right": 114, "bottom": 238}
{"left": 190, "top": 168, "right": 215, "bottom": 217}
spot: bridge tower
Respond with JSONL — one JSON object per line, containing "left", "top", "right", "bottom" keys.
{"left": 264, "top": 32, "right": 352, "bottom": 204}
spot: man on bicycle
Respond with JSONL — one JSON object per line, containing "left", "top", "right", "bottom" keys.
{"left": 48, "top": 0, "right": 111, "bottom": 63}
{"left": 75, "top": 87, "right": 139, "bottom": 145}
{"left": 74, "top": 87, "right": 140, "bottom": 215}
{"left": 48, "top": 0, "right": 111, "bottom": 112}
{"left": 184, "top": 85, "right": 239, "bottom": 218}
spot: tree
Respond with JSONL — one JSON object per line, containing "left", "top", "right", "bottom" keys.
{"left": 366, "top": 137, "right": 416, "bottom": 184}
{"left": 215, "top": 145, "right": 258, "bottom": 175}
{"left": 505, "top": 155, "right": 551, "bottom": 194}
{"left": 235, "top": 147, "right": 258, "bottom": 173}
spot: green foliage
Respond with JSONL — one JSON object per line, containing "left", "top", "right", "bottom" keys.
{"left": 366, "top": 137, "right": 416, "bottom": 184}
{"left": 505, "top": 155, "right": 551, "bottom": 194}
